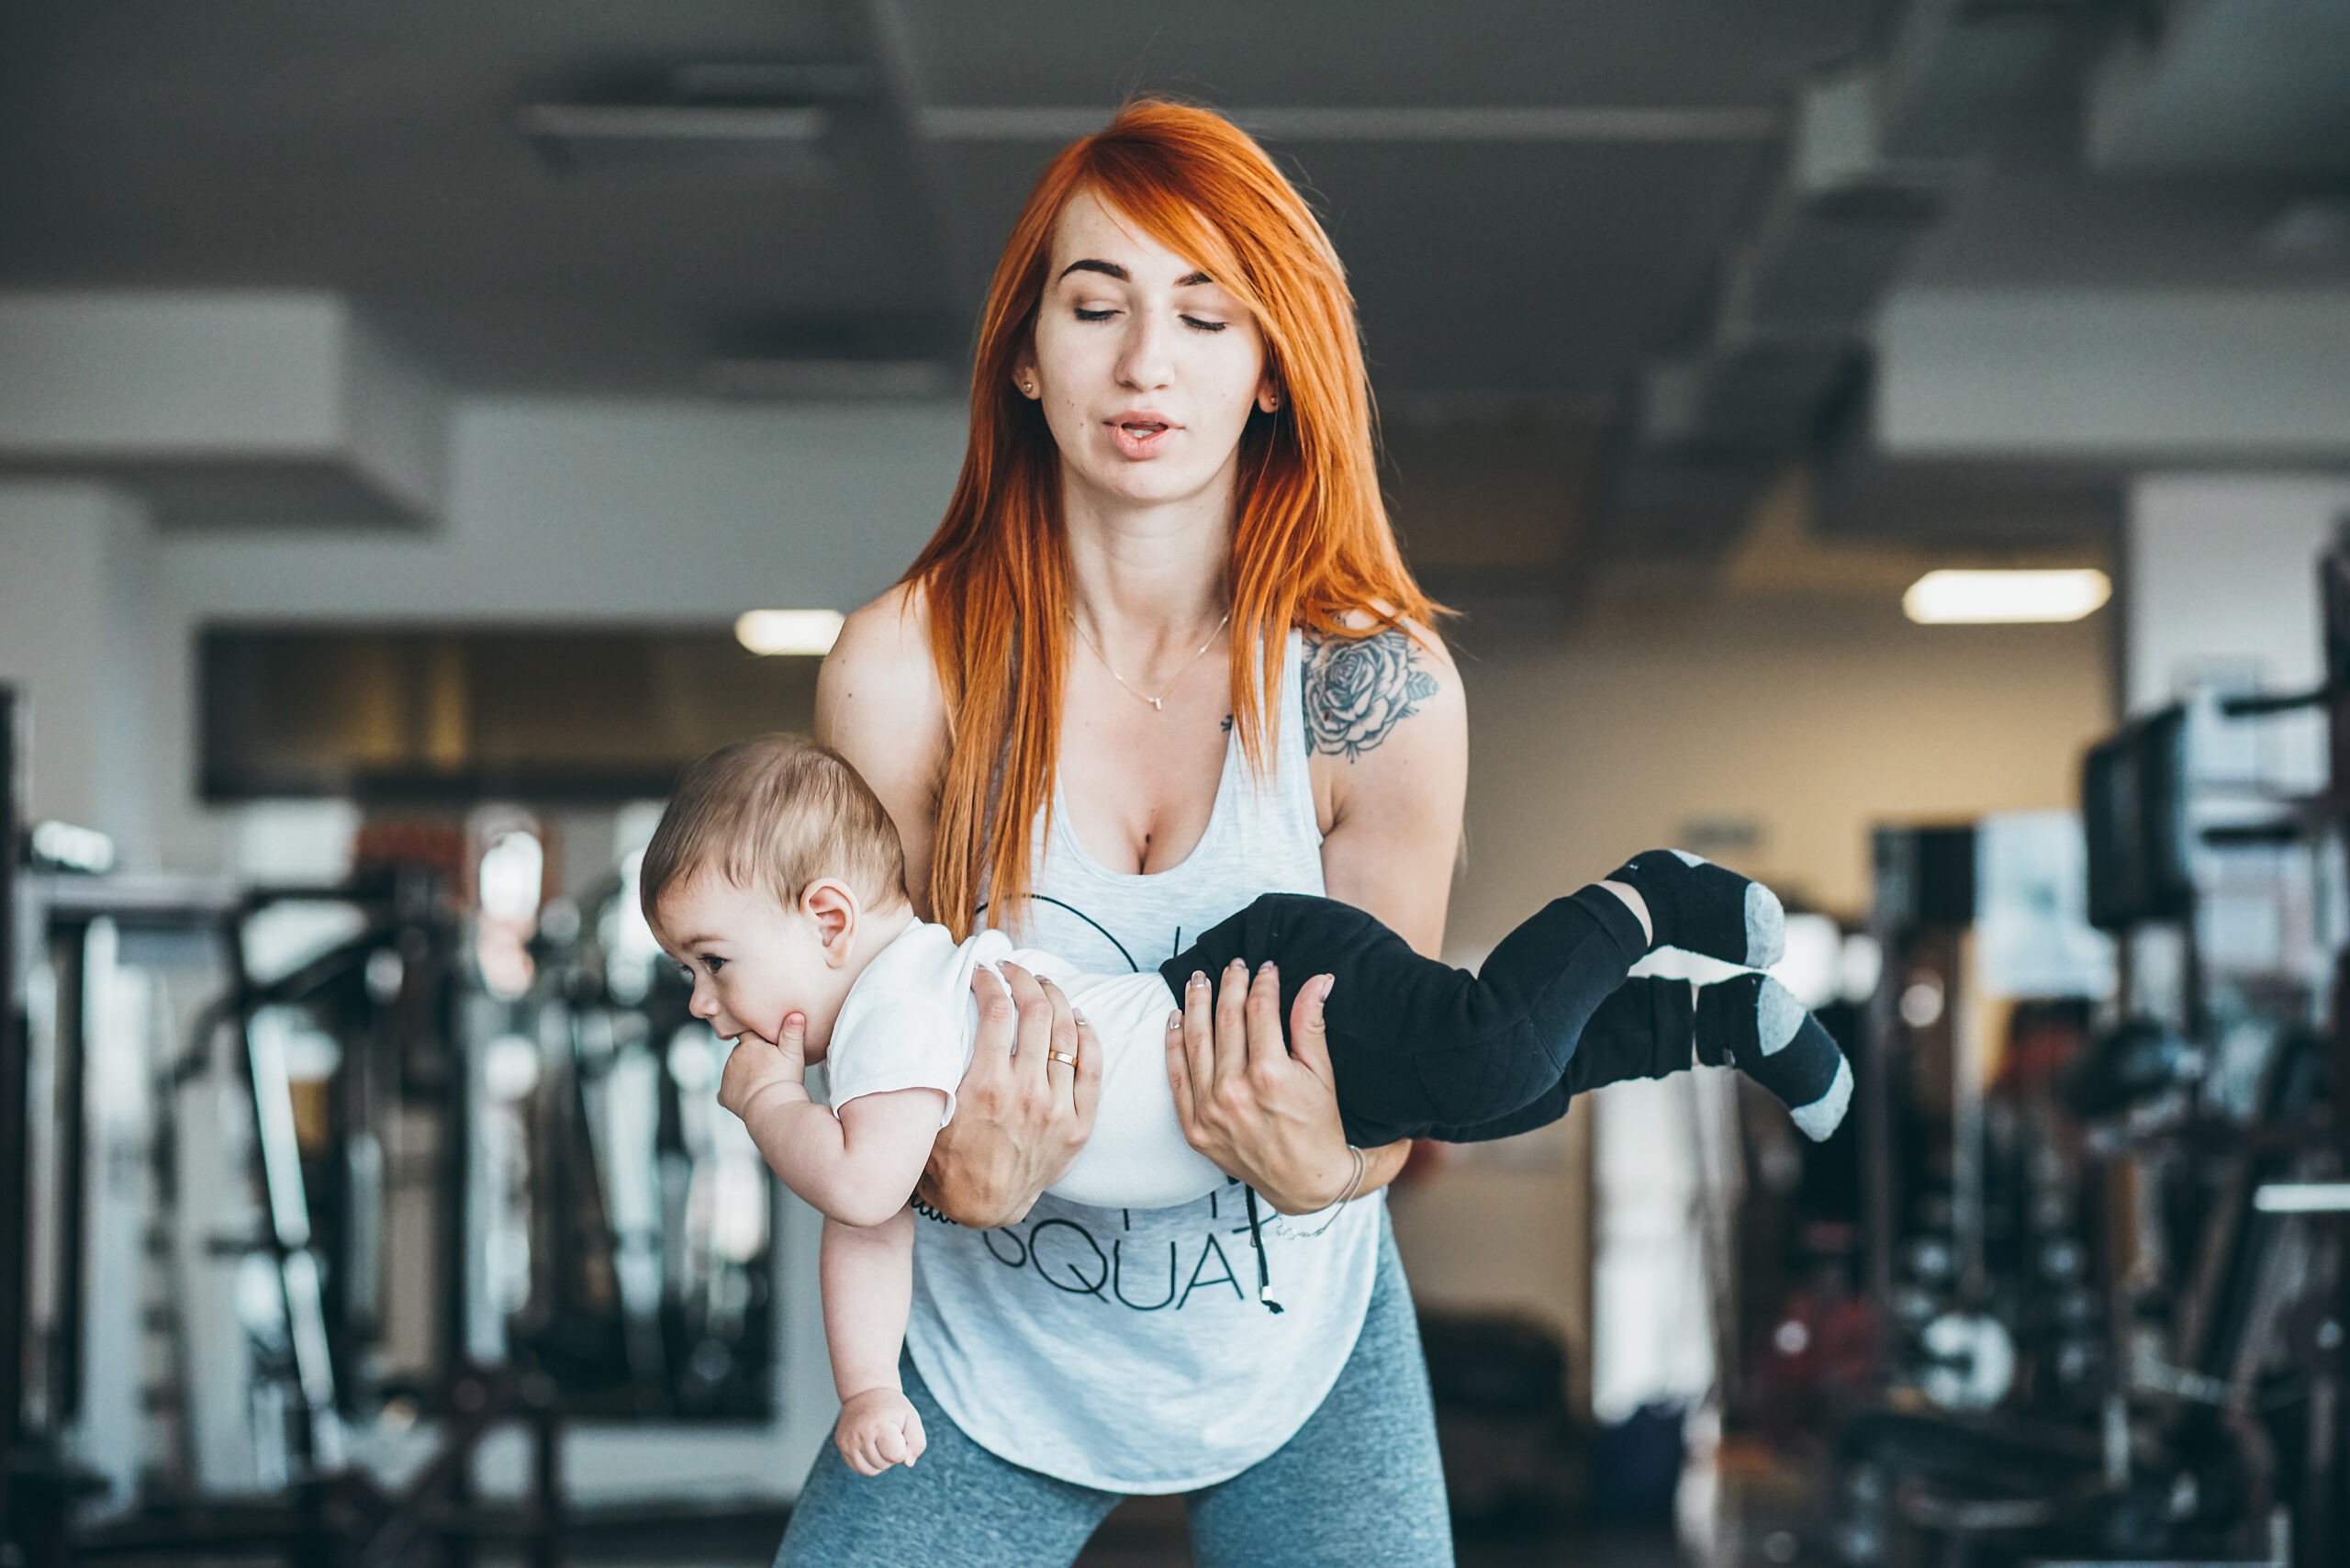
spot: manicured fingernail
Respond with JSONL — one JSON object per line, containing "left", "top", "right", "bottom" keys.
{"left": 1259, "top": 961, "right": 1277, "bottom": 977}
{"left": 1169, "top": 1010, "right": 1183, "bottom": 1030}
{"left": 1227, "top": 957, "right": 1247, "bottom": 970}
{"left": 1190, "top": 970, "right": 1208, "bottom": 988}
{"left": 1073, "top": 1009, "right": 1088, "bottom": 1026}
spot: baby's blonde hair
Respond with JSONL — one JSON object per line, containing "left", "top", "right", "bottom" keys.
{"left": 639, "top": 734, "right": 907, "bottom": 927}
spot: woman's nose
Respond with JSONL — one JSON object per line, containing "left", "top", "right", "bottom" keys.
{"left": 1116, "top": 309, "right": 1173, "bottom": 389}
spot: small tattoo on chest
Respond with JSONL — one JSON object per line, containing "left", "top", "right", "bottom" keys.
{"left": 1221, "top": 712, "right": 1234, "bottom": 734}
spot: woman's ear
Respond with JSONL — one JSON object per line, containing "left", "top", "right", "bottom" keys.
{"left": 801, "top": 879, "right": 858, "bottom": 962}
{"left": 1256, "top": 378, "right": 1283, "bottom": 414}
{"left": 1013, "top": 352, "right": 1042, "bottom": 400}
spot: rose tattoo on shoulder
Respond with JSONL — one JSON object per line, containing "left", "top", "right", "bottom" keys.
{"left": 1302, "top": 627, "right": 1439, "bottom": 760}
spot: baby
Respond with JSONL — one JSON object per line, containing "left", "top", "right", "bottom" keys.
{"left": 642, "top": 733, "right": 1852, "bottom": 1477}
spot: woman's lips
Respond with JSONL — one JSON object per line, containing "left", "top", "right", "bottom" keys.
{"left": 1107, "top": 417, "right": 1175, "bottom": 460}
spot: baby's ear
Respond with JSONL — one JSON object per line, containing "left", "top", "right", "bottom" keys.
{"left": 802, "top": 879, "right": 857, "bottom": 957}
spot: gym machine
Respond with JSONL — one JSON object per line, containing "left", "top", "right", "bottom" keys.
{"left": 2, "top": 690, "right": 108, "bottom": 1567}
{"left": 2, "top": 684, "right": 562, "bottom": 1568}
{"left": 2, "top": 683, "right": 785, "bottom": 1565}
{"left": 1825, "top": 536, "right": 2350, "bottom": 1568}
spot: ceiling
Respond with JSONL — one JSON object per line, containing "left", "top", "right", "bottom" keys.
{"left": 3, "top": 1, "right": 2344, "bottom": 576}
{"left": 0, "top": 0, "right": 1875, "bottom": 404}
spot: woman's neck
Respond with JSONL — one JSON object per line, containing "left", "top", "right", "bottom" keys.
{"left": 1059, "top": 466, "right": 1236, "bottom": 644}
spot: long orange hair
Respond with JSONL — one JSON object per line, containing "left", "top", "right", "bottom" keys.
{"left": 907, "top": 98, "right": 1437, "bottom": 938}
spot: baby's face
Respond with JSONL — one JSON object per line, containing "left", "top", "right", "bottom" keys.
{"left": 654, "top": 868, "right": 857, "bottom": 1060}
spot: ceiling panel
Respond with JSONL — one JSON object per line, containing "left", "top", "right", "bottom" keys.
{"left": 0, "top": 0, "right": 944, "bottom": 391}
{"left": 0, "top": 0, "right": 1881, "bottom": 402}
{"left": 894, "top": 0, "right": 1875, "bottom": 110}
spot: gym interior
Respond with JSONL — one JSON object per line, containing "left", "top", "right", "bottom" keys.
{"left": 4, "top": 5, "right": 2349, "bottom": 1566}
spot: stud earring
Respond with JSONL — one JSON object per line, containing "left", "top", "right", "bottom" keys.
{"left": 1022, "top": 381, "right": 1036, "bottom": 396}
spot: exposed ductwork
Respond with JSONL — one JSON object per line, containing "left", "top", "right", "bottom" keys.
{"left": 2087, "top": 0, "right": 2350, "bottom": 174}
{"left": 0, "top": 292, "right": 446, "bottom": 528}
{"left": 1611, "top": 1, "right": 2103, "bottom": 554}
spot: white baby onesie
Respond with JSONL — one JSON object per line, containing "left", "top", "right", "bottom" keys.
{"left": 821, "top": 920, "right": 1225, "bottom": 1210}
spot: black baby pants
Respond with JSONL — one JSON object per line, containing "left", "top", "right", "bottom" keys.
{"left": 1158, "top": 887, "right": 1695, "bottom": 1149}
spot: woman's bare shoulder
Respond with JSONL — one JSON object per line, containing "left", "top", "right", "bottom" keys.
{"left": 1301, "top": 605, "right": 1464, "bottom": 767}
{"left": 1302, "top": 605, "right": 1465, "bottom": 950}
{"left": 817, "top": 583, "right": 946, "bottom": 757}
{"left": 832, "top": 582, "right": 933, "bottom": 675}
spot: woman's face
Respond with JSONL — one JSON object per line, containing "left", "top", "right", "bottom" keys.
{"left": 1017, "top": 188, "right": 1276, "bottom": 513}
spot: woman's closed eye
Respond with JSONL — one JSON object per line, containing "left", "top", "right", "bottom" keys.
{"left": 1069, "top": 304, "right": 1227, "bottom": 333}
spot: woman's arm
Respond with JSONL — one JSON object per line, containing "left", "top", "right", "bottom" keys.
{"left": 1168, "top": 616, "right": 1466, "bottom": 1212}
{"left": 817, "top": 584, "right": 950, "bottom": 914}
{"left": 817, "top": 587, "right": 1102, "bottom": 1226}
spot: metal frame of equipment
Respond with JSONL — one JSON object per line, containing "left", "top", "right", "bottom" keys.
{"left": 2, "top": 687, "right": 565, "bottom": 1568}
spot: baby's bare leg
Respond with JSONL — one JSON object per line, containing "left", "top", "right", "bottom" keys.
{"left": 822, "top": 1207, "right": 929, "bottom": 1474}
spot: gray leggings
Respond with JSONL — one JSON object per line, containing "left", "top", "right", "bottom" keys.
{"left": 775, "top": 1213, "right": 1453, "bottom": 1566}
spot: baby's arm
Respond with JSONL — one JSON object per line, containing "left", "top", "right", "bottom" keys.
{"left": 822, "top": 1206, "right": 926, "bottom": 1474}
{"left": 715, "top": 1014, "right": 945, "bottom": 1226}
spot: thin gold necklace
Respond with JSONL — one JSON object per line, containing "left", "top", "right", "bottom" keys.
{"left": 1074, "top": 610, "right": 1231, "bottom": 711}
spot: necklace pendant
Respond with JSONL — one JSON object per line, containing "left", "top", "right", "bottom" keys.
{"left": 1148, "top": 696, "right": 1164, "bottom": 711}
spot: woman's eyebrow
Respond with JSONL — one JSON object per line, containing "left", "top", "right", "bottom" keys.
{"left": 1056, "top": 259, "right": 1216, "bottom": 288}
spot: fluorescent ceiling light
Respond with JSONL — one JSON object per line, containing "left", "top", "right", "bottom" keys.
{"left": 1902, "top": 568, "right": 2111, "bottom": 625}
{"left": 735, "top": 609, "right": 845, "bottom": 656}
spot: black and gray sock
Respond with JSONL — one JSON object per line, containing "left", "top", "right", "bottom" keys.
{"left": 1606, "top": 849, "right": 1785, "bottom": 968}
{"left": 1694, "top": 972, "right": 1852, "bottom": 1141}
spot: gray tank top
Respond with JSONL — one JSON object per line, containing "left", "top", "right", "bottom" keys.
{"left": 902, "top": 629, "right": 1389, "bottom": 1492}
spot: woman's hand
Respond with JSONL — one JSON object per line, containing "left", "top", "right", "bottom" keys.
{"left": 914, "top": 961, "right": 1102, "bottom": 1227}
{"left": 1167, "top": 959, "right": 1393, "bottom": 1215}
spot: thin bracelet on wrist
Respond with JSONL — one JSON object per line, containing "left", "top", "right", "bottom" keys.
{"left": 1293, "top": 1144, "right": 1368, "bottom": 1238}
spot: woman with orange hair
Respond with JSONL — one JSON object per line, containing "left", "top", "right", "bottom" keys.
{"left": 795, "top": 100, "right": 1463, "bottom": 1562}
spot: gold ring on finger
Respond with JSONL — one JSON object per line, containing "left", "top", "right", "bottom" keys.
{"left": 1047, "top": 1049, "right": 1079, "bottom": 1068}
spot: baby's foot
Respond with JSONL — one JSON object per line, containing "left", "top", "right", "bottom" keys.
{"left": 1695, "top": 973, "right": 1852, "bottom": 1141}
{"left": 1606, "top": 850, "right": 1785, "bottom": 967}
